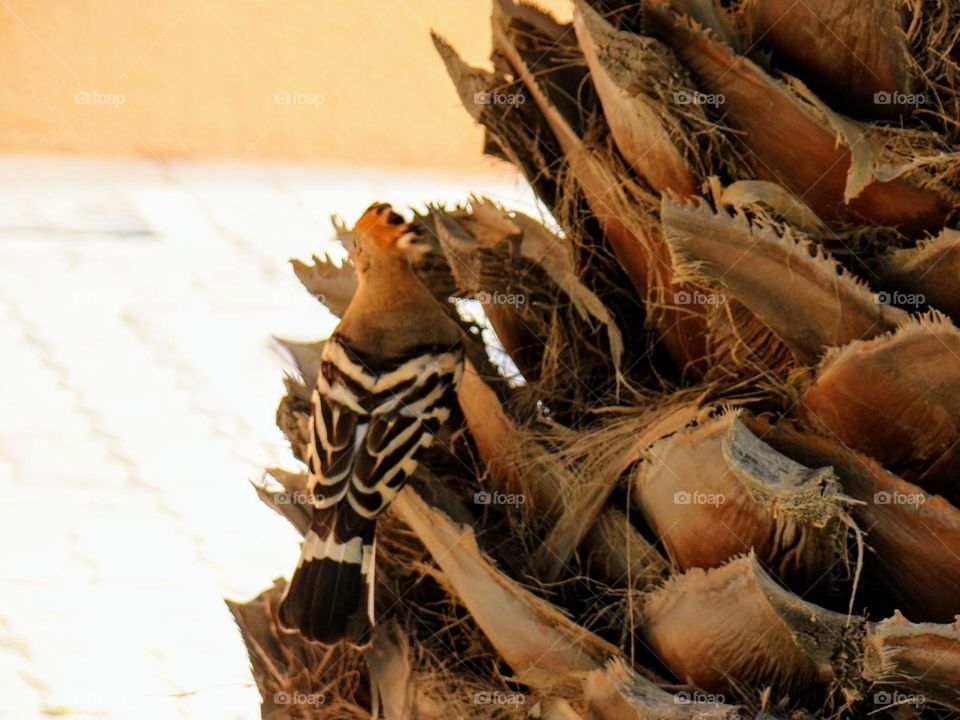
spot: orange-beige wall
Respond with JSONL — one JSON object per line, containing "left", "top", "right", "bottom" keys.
{"left": 0, "top": 1, "right": 571, "bottom": 172}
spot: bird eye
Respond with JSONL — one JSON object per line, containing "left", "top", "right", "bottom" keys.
{"left": 387, "top": 212, "right": 405, "bottom": 225}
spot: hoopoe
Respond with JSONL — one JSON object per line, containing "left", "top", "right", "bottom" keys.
{"left": 278, "top": 202, "right": 465, "bottom": 644}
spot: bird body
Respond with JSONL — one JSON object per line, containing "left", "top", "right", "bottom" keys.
{"left": 278, "top": 203, "right": 463, "bottom": 644}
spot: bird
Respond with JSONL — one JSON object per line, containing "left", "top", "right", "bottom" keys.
{"left": 278, "top": 202, "right": 465, "bottom": 645}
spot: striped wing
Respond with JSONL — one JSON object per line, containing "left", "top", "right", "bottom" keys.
{"left": 306, "top": 336, "right": 464, "bottom": 517}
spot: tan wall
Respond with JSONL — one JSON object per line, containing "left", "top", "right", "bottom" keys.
{"left": 0, "top": 0, "right": 570, "bottom": 171}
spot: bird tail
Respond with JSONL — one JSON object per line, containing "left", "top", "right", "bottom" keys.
{"left": 278, "top": 507, "right": 376, "bottom": 645}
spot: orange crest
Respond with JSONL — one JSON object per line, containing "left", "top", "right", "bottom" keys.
{"left": 353, "top": 202, "right": 410, "bottom": 249}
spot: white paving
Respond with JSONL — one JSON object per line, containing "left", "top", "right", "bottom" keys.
{"left": 0, "top": 155, "right": 539, "bottom": 719}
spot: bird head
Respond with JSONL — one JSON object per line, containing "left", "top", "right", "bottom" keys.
{"left": 351, "top": 203, "right": 431, "bottom": 272}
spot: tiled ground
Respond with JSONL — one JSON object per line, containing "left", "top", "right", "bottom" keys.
{"left": 0, "top": 155, "right": 538, "bottom": 719}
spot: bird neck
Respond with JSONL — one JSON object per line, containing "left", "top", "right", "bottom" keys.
{"left": 355, "top": 257, "right": 433, "bottom": 309}
{"left": 340, "top": 255, "right": 460, "bottom": 354}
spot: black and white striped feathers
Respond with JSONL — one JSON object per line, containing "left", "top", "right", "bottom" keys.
{"left": 279, "top": 334, "right": 463, "bottom": 644}
{"left": 307, "top": 336, "right": 464, "bottom": 519}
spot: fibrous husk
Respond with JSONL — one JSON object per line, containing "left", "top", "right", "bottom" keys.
{"left": 391, "top": 485, "right": 620, "bottom": 692}
{"left": 458, "top": 359, "right": 566, "bottom": 522}
{"left": 873, "top": 226, "right": 960, "bottom": 321}
{"left": 543, "top": 698, "right": 586, "bottom": 720}
{"left": 226, "top": 583, "right": 293, "bottom": 718}
{"left": 490, "top": 0, "right": 711, "bottom": 376}
{"left": 902, "top": 0, "right": 960, "bottom": 144}
{"left": 431, "top": 32, "right": 565, "bottom": 215}
{"left": 581, "top": 509, "right": 668, "bottom": 592}
{"left": 530, "top": 388, "right": 713, "bottom": 581}
{"left": 365, "top": 624, "right": 415, "bottom": 720}
{"left": 642, "top": 1, "right": 955, "bottom": 235}
{"left": 738, "top": 0, "right": 912, "bottom": 119}
{"left": 432, "top": 207, "right": 546, "bottom": 381}
{"left": 508, "top": 206, "right": 626, "bottom": 376}
{"left": 435, "top": 23, "right": 667, "bottom": 390}
{"left": 583, "top": 658, "right": 745, "bottom": 719}
{"left": 276, "top": 384, "right": 311, "bottom": 457}
{"left": 290, "top": 254, "right": 357, "bottom": 318}
{"left": 641, "top": 553, "right": 863, "bottom": 709}
{"left": 700, "top": 299, "right": 800, "bottom": 384}
{"left": 633, "top": 411, "right": 858, "bottom": 601}
{"left": 799, "top": 312, "right": 960, "bottom": 498}
{"left": 274, "top": 338, "right": 325, "bottom": 398}
{"left": 585, "top": 0, "right": 738, "bottom": 43}
{"left": 715, "top": 180, "right": 827, "bottom": 235}
{"left": 862, "top": 611, "right": 960, "bottom": 711}
{"left": 227, "top": 580, "right": 371, "bottom": 720}
{"left": 256, "top": 468, "right": 312, "bottom": 535}
{"left": 459, "top": 360, "right": 668, "bottom": 587}
{"left": 745, "top": 415, "right": 960, "bottom": 622}
{"left": 367, "top": 622, "right": 525, "bottom": 720}
{"left": 662, "top": 195, "right": 908, "bottom": 365}
{"left": 432, "top": 197, "right": 625, "bottom": 382}
{"left": 573, "top": 0, "right": 745, "bottom": 196}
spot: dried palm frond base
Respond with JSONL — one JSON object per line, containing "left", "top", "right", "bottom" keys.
{"left": 230, "top": 0, "right": 960, "bottom": 717}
